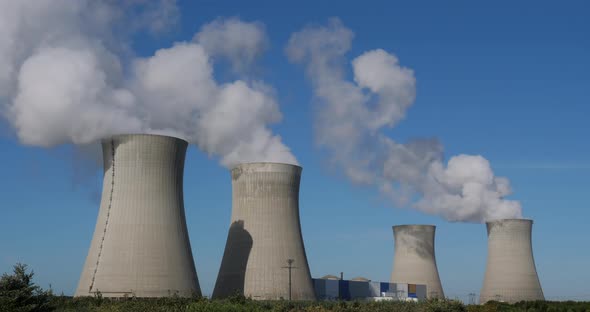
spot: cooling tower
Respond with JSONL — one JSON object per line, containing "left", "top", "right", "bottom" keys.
{"left": 390, "top": 225, "right": 444, "bottom": 299}
{"left": 480, "top": 219, "right": 544, "bottom": 303}
{"left": 75, "top": 134, "right": 200, "bottom": 298}
{"left": 213, "top": 162, "right": 315, "bottom": 300}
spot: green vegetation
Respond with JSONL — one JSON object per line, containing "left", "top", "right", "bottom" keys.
{"left": 2, "top": 264, "right": 590, "bottom": 312}
{"left": 41, "top": 296, "right": 469, "bottom": 312}
{"left": 35, "top": 297, "right": 590, "bottom": 312}
{"left": 0, "top": 263, "right": 52, "bottom": 312}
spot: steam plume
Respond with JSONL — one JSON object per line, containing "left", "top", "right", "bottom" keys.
{"left": 286, "top": 19, "right": 521, "bottom": 222}
{"left": 194, "top": 17, "right": 268, "bottom": 74}
{"left": 0, "top": 0, "right": 296, "bottom": 167}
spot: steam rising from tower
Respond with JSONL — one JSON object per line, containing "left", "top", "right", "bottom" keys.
{"left": 480, "top": 219, "right": 544, "bottom": 303}
{"left": 0, "top": 1, "right": 296, "bottom": 167}
{"left": 213, "top": 163, "right": 315, "bottom": 300}
{"left": 286, "top": 18, "right": 521, "bottom": 223}
{"left": 390, "top": 225, "right": 444, "bottom": 299}
{"left": 76, "top": 134, "right": 200, "bottom": 297}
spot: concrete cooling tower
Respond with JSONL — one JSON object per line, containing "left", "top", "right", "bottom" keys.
{"left": 390, "top": 225, "right": 444, "bottom": 299}
{"left": 76, "top": 134, "right": 200, "bottom": 298}
{"left": 213, "top": 162, "right": 315, "bottom": 300}
{"left": 480, "top": 219, "right": 544, "bottom": 304}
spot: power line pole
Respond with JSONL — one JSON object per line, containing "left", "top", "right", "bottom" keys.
{"left": 282, "top": 259, "right": 296, "bottom": 301}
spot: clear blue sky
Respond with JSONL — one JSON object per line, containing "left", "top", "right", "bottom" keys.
{"left": 1, "top": 0, "right": 589, "bottom": 302}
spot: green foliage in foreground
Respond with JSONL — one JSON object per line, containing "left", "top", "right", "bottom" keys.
{"left": 3, "top": 263, "right": 590, "bottom": 312}
{"left": 46, "top": 297, "right": 466, "bottom": 312}
{"left": 45, "top": 296, "right": 468, "bottom": 312}
{"left": 0, "top": 263, "right": 52, "bottom": 312}
{"left": 37, "top": 297, "right": 590, "bottom": 312}
{"left": 6, "top": 295, "right": 590, "bottom": 312}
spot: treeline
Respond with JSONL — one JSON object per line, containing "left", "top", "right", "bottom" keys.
{"left": 2, "top": 264, "right": 589, "bottom": 312}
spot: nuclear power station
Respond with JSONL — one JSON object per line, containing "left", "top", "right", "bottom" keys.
{"left": 390, "top": 225, "right": 445, "bottom": 299}
{"left": 480, "top": 219, "right": 544, "bottom": 303}
{"left": 68, "top": 134, "right": 548, "bottom": 303}
{"left": 76, "top": 134, "right": 200, "bottom": 298}
{"left": 213, "top": 162, "right": 316, "bottom": 300}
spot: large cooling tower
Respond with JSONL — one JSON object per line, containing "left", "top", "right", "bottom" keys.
{"left": 213, "top": 162, "right": 315, "bottom": 300}
{"left": 76, "top": 134, "right": 200, "bottom": 298}
{"left": 480, "top": 219, "right": 544, "bottom": 303}
{"left": 390, "top": 225, "right": 444, "bottom": 299}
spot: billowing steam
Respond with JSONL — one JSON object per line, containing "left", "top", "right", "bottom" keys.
{"left": 286, "top": 19, "right": 521, "bottom": 223}
{"left": 0, "top": 0, "right": 296, "bottom": 167}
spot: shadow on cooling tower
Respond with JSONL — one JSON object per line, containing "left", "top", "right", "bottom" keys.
{"left": 214, "top": 162, "right": 316, "bottom": 300}
{"left": 213, "top": 220, "right": 253, "bottom": 298}
{"left": 398, "top": 228, "right": 434, "bottom": 260}
{"left": 391, "top": 225, "right": 444, "bottom": 299}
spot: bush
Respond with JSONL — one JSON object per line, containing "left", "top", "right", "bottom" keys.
{"left": 0, "top": 263, "right": 53, "bottom": 312}
{"left": 41, "top": 296, "right": 590, "bottom": 312}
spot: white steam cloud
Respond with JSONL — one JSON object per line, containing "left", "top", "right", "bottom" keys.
{"left": 286, "top": 19, "right": 521, "bottom": 223}
{"left": 194, "top": 17, "right": 268, "bottom": 73}
{"left": 0, "top": 0, "right": 296, "bottom": 167}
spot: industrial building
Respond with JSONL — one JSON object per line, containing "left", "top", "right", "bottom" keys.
{"left": 390, "top": 225, "right": 445, "bottom": 299}
{"left": 313, "top": 276, "right": 427, "bottom": 301}
{"left": 480, "top": 219, "right": 544, "bottom": 303}
{"left": 76, "top": 134, "right": 200, "bottom": 298}
{"left": 213, "top": 162, "right": 316, "bottom": 300}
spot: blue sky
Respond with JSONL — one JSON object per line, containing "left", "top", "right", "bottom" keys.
{"left": 1, "top": 0, "right": 589, "bottom": 302}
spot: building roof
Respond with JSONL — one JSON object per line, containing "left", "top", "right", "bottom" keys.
{"left": 351, "top": 277, "right": 370, "bottom": 282}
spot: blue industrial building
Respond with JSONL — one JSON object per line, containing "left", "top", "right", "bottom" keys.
{"left": 313, "top": 277, "right": 427, "bottom": 301}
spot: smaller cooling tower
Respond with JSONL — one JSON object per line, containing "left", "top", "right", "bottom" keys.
{"left": 480, "top": 219, "right": 544, "bottom": 303}
{"left": 390, "top": 225, "right": 444, "bottom": 299}
{"left": 213, "top": 162, "right": 315, "bottom": 300}
{"left": 76, "top": 134, "right": 200, "bottom": 298}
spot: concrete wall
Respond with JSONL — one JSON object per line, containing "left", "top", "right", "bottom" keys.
{"left": 76, "top": 134, "right": 200, "bottom": 298}
{"left": 390, "top": 225, "right": 445, "bottom": 299}
{"left": 480, "top": 219, "right": 544, "bottom": 304}
{"left": 213, "top": 162, "right": 315, "bottom": 300}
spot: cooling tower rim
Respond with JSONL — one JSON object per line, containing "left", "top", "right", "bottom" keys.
{"left": 392, "top": 224, "right": 436, "bottom": 230}
{"left": 101, "top": 133, "right": 188, "bottom": 144}
{"left": 230, "top": 162, "right": 302, "bottom": 171}
{"left": 485, "top": 218, "right": 533, "bottom": 225}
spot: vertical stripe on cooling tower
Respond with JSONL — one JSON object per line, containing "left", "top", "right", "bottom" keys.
{"left": 89, "top": 139, "right": 115, "bottom": 293}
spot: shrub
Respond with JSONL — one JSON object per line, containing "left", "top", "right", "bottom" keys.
{"left": 0, "top": 263, "right": 53, "bottom": 312}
